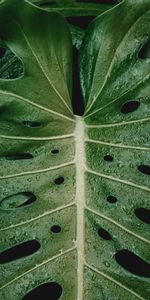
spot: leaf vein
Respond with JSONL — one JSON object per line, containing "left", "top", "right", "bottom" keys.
{"left": 0, "top": 161, "right": 74, "bottom": 180}
{"left": 85, "top": 263, "right": 147, "bottom": 300}
{"left": 85, "top": 167, "right": 150, "bottom": 192}
{"left": 86, "top": 206, "right": 150, "bottom": 244}
{"left": 0, "top": 247, "right": 76, "bottom": 290}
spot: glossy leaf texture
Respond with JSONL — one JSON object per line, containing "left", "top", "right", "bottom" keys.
{"left": 80, "top": 0, "right": 150, "bottom": 299}
{"left": 0, "top": 0, "right": 150, "bottom": 300}
{"left": 0, "top": 1, "right": 76, "bottom": 299}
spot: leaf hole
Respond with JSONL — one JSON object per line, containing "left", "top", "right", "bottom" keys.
{"left": 121, "top": 100, "right": 140, "bottom": 114}
{"left": 138, "top": 39, "right": 150, "bottom": 59}
{"left": 115, "top": 249, "right": 150, "bottom": 277}
{"left": 0, "top": 192, "right": 36, "bottom": 209}
{"left": 6, "top": 153, "right": 33, "bottom": 160}
{"left": 51, "top": 225, "right": 61, "bottom": 233}
{"left": 0, "top": 240, "right": 40, "bottom": 264}
{"left": 54, "top": 177, "right": 64, "bottom": 185}
{"left": 0, "top": 47, "right": 6, "bottom": 58}
{"left": 138, "top": 165, "right": 150, "bottom": 175}
{"left": 107, "top": 196, "right": 117, "bottom": 203}
{"left": 135, "top": 208, "right": 150, "bottom": 224}
{"left": 51, "top": 149, "right": 59, "bottom": 155}
{"left": 22, "top": 282, "right": 63, "bottom": 300}
{"left": 98, "top": 228, "right": 112, "bottom": 240}
{"left": 103, "top": 155, "right": 113, "bottom": 162}
{"left": 22, "top": 120, "right": 41, "bottom": 128}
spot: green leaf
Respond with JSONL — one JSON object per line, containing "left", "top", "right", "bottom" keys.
{"left": 31, "top": 0, "right": 114, "bottom": 17}
{"left": 0, "top": 2, "right": 75, "bottom": 298}
{"left": 80, "top": 0, "right": 150, "bottom": 298}
{"left": 0, "top": 0, "right": 150, "bottom": 299}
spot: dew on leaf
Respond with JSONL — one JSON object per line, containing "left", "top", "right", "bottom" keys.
{"left": 103, "top": 260, "right": 110, "bottom": 267}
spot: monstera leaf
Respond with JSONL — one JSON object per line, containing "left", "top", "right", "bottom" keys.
{"left": 0, "top": 0, "right": 150, "bottom": 299}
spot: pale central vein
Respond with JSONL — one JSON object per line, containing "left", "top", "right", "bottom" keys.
{"left": 75, "top": 116, "right": 85, "bottom": 300}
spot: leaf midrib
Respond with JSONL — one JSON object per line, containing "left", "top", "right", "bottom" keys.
{"left": 1, "top": 117, "right": 149, "bottom": 299}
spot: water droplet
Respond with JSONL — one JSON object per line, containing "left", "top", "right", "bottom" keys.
{"left": 103, "top": 260, "right": 110, "bottom": 267}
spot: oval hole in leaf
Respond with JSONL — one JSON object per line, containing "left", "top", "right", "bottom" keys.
{"left": 135, "top": 208, "right": 150, "bottom": 224}
{"left": 121, "top": 100, "right": 140, "bottom": 114}
{"left": 98, "top": 228, "right": 112, "bottom": 240}
{"left": 0, "top": 192, "right": 36, "bottom": 209}
{"left": 22, "top": 120, "right": 41, "bottom": 128}
{"left": 0, "top": 47, "right": 6, "bottom": 58}
{"left": 115, "top": 249, "right": 150, "bottom": 277}
{"left": 51, "top": 225, "right": 61, "bottom": 233}
{"left": 107, "top": 196, "right": 117, "bottom": 203}
{"left": 103, "top": 155, "right": 113, "bottom": 162}
{"left": 6, "top": 153, "right": 33, "bottom": 160}
{"left": 22, "top": 282, "right": 63, "bottom": 300}
{"left": 0, "top": 240, "right": 40, "bottom": 264}
{"left": 54, "top": 177, "right": 64, "bottom": 185}
{"left": 138, "top": 165, "right": 150, "bottom": 175}
{"left": 139, "top": 40, "right": 150, "bottom": 59}
{"left": 51, "top": 149, "right": 59, "bottom": 154}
